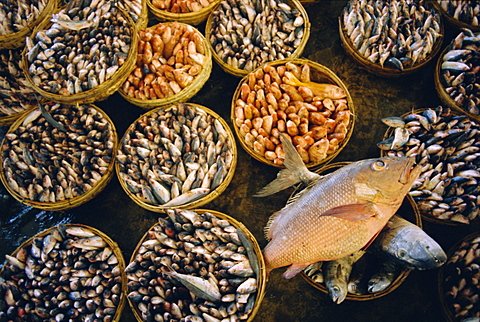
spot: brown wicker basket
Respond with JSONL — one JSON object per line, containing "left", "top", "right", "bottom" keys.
{"left": 299, "top": 162, "right": 422, "bottom": 301}
{"left": 205, "top": 0, "right": 311, "bottom": 78}
{"left": 431, "top": 0, "right": 480, "bottom": 32}
{"left": 147, "top": 0, "right": 221, "bottom": 25}
{"left": 0, "top": 106, "right": 36, "bottom": 127}
{"left": 231, "top": 58, "right": 355, "bottom": 169}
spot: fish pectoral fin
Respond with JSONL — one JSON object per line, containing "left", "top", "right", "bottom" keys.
{"left": 283, "top": 262, "right": 313, "bottom": 279}
{"left": 319, "top": 203, "right": 378, "bottom": 222}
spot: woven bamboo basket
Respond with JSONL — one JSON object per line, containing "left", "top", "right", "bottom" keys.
{"left": 298, "top": 162, "right": 422, "bottom": 301}
{"left": 338, "top": 6, "right": 444, "bottom": 78}
{"left": 0, "top": 0, "right": 59, "bottom": 50}
{"left": 127, "top": 208, "right": 266, "bottom": 322}
{"left": 118, "top": 21, "right": 212, "bottom": 110}
{"left": 20, "top": 7, "right": 138, "bottom": 105}
{"left": 0, "top": 106, "right": 36, "bottom": 127}
{"left": 0, "top": 103, "right": 118, "bottom": 211}
{"left": 438, "top": 231, "right": 480, "bottom": 321}
{"left": 205, "top": 0, "right": 311, "bottom": 78}
{"left": 116, "top": 102, "right": 237, "bottom": 212}
{"left": 0, "top": 223, "right": 127, "bottom": 321}
{"left": 431, "top": 0, "right": 480, "bottom": 32}
{"left": 231, "top": 58, "right": 355, "bottom": 169}
{"left": 147, "top": 0, "right": 221, "bottom": 25}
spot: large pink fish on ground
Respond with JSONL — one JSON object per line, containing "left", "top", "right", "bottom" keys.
{"left": 256, "top": 134, "right": 421, "bottom": 279}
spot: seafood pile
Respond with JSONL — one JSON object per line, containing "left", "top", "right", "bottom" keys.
{"left": 115, "top": 0, "right": 144, "bottom": 23}
{"left": 0, "top": 224, "right": 125, "bottom": 321}
{"left": 441, "top": 233, "right": 480, "bottom": 320}
{"left": 1, "top": 103, "right": 116, "bottom": 205}
{"left": 209, "top": 0, "right": 307, "bottom": 72}
{"left": 24, "top": 1, "right": 134, "bottom": 98}
{"left": 126, "top": 209, "right": 263, "bottom": 321}
{"left": 341, "top": 0, "right": 442, "bottom": 71}
{"left": 0, "top": 0, "right": 49, "bottom": 35}
{"left": 121, "top": 22, "right": 209, "bottom": 102}
{"left": 378, "top": 106, "right": 480, "bottom": 224}
{"left": 233, "top": 61, "right": 351, "bottom": 166}
{"left": 150, "top": 0, "right": 216, "bottom": 13}
{"left": 436, "top": 0, "right": 480, "bottom": 26}
{"left": 116, "top": 103, "right": 235, "bottom": 209}
{"left": 438, "top": 29, "right": 480, "bottom": 117}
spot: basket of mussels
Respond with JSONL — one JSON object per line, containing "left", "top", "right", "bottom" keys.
{"left": 125, "top": 208, "right": 266, "bottom": 322}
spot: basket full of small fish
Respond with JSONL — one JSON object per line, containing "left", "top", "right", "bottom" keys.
{"left": 0, "top": 223, "right": 127, "bottom": 321}
{"left": 0, "top": 102, "right": 117, "bottom": 211}
{"left": 147, "top": 0, "right": 221, "bottom": 25}
{"left": 435, "top": 28, "right": 480, "bottom": 122}
{"left": 232, "top": 59, "right": 355, "bottom": 168}
{"left": 116, "top": 102, "right": 237, "bottom": 212}
{"left": 339, "top": 0, "right": 443, "bottom": 77}
{"left": 125, "top": 208, "right": 266, "bottom": 322}
{"left": 432, "top": 0, "right": 480, "bottom": 31}
{"left": 206, "top": 0, "right": 310, "bottom": 77}
{"left": 119, "top": 21, "right": 212, "bottom": 110}
{"left": 0, "top": 0, "right": 59, "bottom": 50}
{"left": 378, "top": 106, "right": 480, "bottom": 225}
{"left": 21, "top": 0, "right": 138, "bottom": 104}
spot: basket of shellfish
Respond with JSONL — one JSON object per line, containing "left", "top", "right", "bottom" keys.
{"left": 434, "top": 28, "right": 480, "bottom": 122}
{"left": 0, "top": 0, "right": 59, "bottom": 50}
{"left": 439, "top": 232, "right": 480, "bottom": 321}
{"left": 21, "top": 3, "right": 138, "bottom": 105}
{"left": 119, "top": 21, "right": 212, "bottom": 110}
{"left": 0, "top": 102, "right": 118, "bottom": 211}
{"left": 378, "top": 106, "right": 480, "bottom": 226}
{"left": 231, "top": 58, "right": 355, "bottom": 168}
{"left": 125, "top": 208, "right": 266, "bottom": 322}
{"left": 205, "top": 0, "right": 310, "bottom": 77}
{"left": 147, "top": 0, "right": 221, "bottom": 25}
{"left": 431, "top": 0, "right": 480, "bottom": 32}
{"left": 0, "top": 223, "right": 127, "bottom": 321}
{"left": 339, "top": 0, "right": 444, "bottom": 78}
{"left": 117, "top": 0, "right": 149, "bottom": 28}
{"left": 116, "top": 102, "right": 237, "bottom": 212}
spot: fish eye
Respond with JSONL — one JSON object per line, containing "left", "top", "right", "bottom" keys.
{"left": 398, "top": 250, "right": 407, "bottom": 258}
{"left": 372, "top": 160, "right": 386, "bottom": 170}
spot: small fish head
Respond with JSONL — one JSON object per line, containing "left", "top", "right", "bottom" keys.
{"left": 326, "top": 283, "right": 347, "bottom": 304}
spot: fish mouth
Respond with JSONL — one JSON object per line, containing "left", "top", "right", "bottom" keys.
{"left": 398, "top": 157, "right": 419, "bottom": 185}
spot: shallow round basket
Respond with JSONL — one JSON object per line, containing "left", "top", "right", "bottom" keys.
{"left": 116, "top": 103, "right": 237, "bottom": 212}
{"left": 431, "top": 0, "right": 480, "bottom": 32}
{"left": 231, "top": 58, "right": 355, "bottom": 169}
{"left": 338, "top": 5, "right": 444, "bottom": 78}
{"left": 118, "top": 22, "right": 212, "bottom": 110}
{"left": 20, "top": 7, "right": 138, "bottom": 105}
{"left": 127, "top": 208, "right": 266, "bottom": 322}
{"left": 299, "top": 162, "right": 422, "bottom": 301}
{"left": 0, "top": 223, "right": 127, "bottom": 321}
{"left": 0, "top": 0, "right": 59, "bottom": 50}
{"left": 0, "top": 106, "right": 36, "bottom": 127}
{"left": 438, "top": 231, "right": 480, "bottom": 321}
{"left": 147, "top": 0, "right": 221, "bottom": 25}
{"left": 0, "top": 103, "right": 118, "bottom": 211}
{"left": 205, "top": 0, "right": 311, "bottom": 78}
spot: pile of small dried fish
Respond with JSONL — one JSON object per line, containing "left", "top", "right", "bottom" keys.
{"left": 439, "top": 29, "right": 480, "bottom": 116}
{"left": 209, "top": 0, "right": 306, "bottom": 72}
{"left": 0, "top": 48, "right": 37, "bottom": 117}
{"left": 25, "top": 1, "right": 133, "bottom": 96}
{"left": 0, "top": 0, "right": 48, "bottom": 35}
{"left": 1, "top": 103, "right": 115, "bottom": 203}
{"left": 122, "top": 22, "right": 208, "bottom": 101}
{"left": 442, "top": 234, "right": 480, "bottom": 320}
{"left": 342, "top": 0, "right": 442, "bottom": 71}
{"left": 378, "top": 106, "right": 480, "bottom": 224}
{"left": 151, "top": 0, "right": 216, "bottom": 13}
{"left": 0, "top": 224, "right": 124, "bottom": 321}
{"left": 126, "top": 209, "right": 261, "bottom": 322}
{"left": 436, "top": 0, "right": 480, "bottom": 26}
{"left": 115, "top": 0, "right": 144, "bottom": 22}
{"left": 234, "top": 62, "right": 351, "bottom": 166}
{"left": 117, "top": 103, "right": 235, "bottom": 208}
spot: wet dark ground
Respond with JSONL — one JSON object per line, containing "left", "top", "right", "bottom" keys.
{"left": 1, "top": 1, "right": 480, "bottom": 321}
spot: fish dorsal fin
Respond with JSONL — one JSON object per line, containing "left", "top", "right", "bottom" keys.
{"left": 264, "top": 211, "right": 280, "bottom": 241}
{"left": 320, "top": 203, "right": 379, "bottom": 222}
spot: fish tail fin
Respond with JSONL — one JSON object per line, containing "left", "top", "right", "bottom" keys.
{"left": 254, "top": 133, "right": 320, "bottom": 197}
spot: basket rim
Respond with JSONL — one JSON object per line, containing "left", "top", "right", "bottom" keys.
{"left": 147, "top": 0, "right": 222, "bottom": 20}
{"left": 430, "top": 0, "right": 480, "bottom": 32}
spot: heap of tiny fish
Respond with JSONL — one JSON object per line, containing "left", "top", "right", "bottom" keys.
{"left": 234, "top": 62, "right": 351, "bottom": 166}
{"left": 0, "top": 0, "right": 48, "bottom": 35}
{"left": 439, "top": 29, "right": 480, "bottom": 116}
{"left": 24, "top": 1, "right": 132, "bottom": 96}
{"left": 442, "top": 234, "right": 480, "bottom": 320}
{"left": 0, "top": 48, "right": 37, "bottom": 117}
{"left": 151, "top": 0, "right": 216, "bottom": 13}
{"left": 117, "top": 103, "right": 235, "bottom": 207}
{"left": 342, "top": 0, "right": 442, "bottom": 71}
{"left": 436, "top": 0, "right": 480, "bottom": 26}
{"left": 0, "top": 224, "right": 124, "bottom": 321}
{"left": 126, "top": 209, "right": 261, "bottom": 321}
{"left": 209, "top": 0, "right": 306, "bottom": 72}
{"left": 1, "top": 103, "right": 115, "bottom": 203}
{"left": 378, "top": 106, "right": 480, "bottom": 224}
{"left": 122, "top": 22, "right": 208, "bottom": 101}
